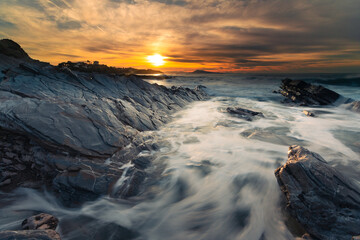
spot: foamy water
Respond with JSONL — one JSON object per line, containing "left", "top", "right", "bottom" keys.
{"left": 0, "top": 74, "right": 359, "bottom": 240}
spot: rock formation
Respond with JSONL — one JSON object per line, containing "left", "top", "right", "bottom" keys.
{"left": 22, "top": 213, "right": 59, "bottom": 231}
{"left": 0, "top": 39, "right": 208, "bottom": 205}
{"left": 226, "top": 107, "right": 264, "bottom": 121}
{"left": 275, "top": 145, "right": 360, "bottom": 240}
{"left": 0, "top": 230, "right": 61, "bottom": 240}
{"left": 279, "top": 78, "right": 340, "bottom": 105}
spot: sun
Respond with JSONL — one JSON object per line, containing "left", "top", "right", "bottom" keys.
{"left": 147, "top": 54, "right": 166, "bottom": 67}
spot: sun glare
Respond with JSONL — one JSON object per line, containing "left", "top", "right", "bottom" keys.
{"left": 147, "top": 54, "right": 166, "bottom": 67}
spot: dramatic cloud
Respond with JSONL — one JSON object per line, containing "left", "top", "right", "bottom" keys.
{"left": 0, "top": 0, "right": 359, "bottom": 72}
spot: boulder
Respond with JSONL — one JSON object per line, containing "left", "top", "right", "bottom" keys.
{"left": 22, "top": 213, "right": 59, "bottom": 230}
{"left": 279, "top": 78, "right": 340, "bottom": 105}
{"left": 226, "top": 107, "right": 264, "bottom": 121}
{"left": 275, "top": 145, "right": 360, "bottom": 240}
{"left": 0, "top": 230, "right": 61, "bottom": 240}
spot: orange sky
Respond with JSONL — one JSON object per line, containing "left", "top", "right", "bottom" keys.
{"left": 0, "top": 0, "right": 360, "bottom": 73}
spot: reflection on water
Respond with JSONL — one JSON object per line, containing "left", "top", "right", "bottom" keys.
{"left": 0, "top": 75, "right": 359, "bottom": 240}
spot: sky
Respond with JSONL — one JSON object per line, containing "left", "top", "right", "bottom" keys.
{"left": 0, "top": 0, "right": 360, "bottom": 73}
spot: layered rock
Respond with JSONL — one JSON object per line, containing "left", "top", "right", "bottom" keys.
{"left": 226, "top": 107, "right": 264, "bottom": 121}
{"left": 275, "top": 145, "right": 360, "bottom": 240}
{"left": 0, "top": 39, "right": 208, "bottom": 204}
{"left": 0, "top": 230, "right": 61, "bottom": 240}
{"left": 279, "top": 78, "right": 340, "bottom": 105}
{"left": 0, "top": 211, "right": 61, "bottom": 239}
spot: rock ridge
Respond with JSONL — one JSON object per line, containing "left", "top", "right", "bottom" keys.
{"left": 0, "top": 40, "right": 208, "bottom": 205}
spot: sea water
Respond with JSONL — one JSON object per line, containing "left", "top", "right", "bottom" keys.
{"left": 0, "top": 73, "right": 359, "bottom": 240}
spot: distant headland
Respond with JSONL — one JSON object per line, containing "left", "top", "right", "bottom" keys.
{"left": 191, "top": 70, "right": 223, "bottom": 74}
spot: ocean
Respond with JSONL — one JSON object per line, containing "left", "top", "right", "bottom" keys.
{"left": 0, "top": 73, "right": 359, "bottom": 240}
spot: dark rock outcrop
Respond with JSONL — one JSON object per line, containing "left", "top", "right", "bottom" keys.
{"left": 0, "top": 230, "right": 61, "bottom": 240}
{"left": 0, "top": 40, "right": 208, "bottom": 205}
{"left": 0, "top": 39, "right": 30, "bottom": 59}
{"left": 275, "top": 145, "right": 360, "bottom": 240}
{"left": 226, "top": 107, "right": 264, "bottom": 121}
{"left": 279, "top": 78, "right": 340, "bottom": 105}
{"left": 22, "top": 213, "right": 59, "bottom": 231}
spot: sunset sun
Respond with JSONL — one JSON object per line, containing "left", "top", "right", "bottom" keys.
{"left": 147, "top": 54, "right": 166, "bottom": 67}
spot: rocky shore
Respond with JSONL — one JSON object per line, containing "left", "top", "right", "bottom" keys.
{"left": 275, "top": 146, "right": 360, "bottom": 240}
{"left": 0, "top": 39, "right": 207, "bottom": 208}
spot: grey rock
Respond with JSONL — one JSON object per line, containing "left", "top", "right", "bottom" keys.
{"left": 0, "top": 230, "right": 61, "bottom": 240}
{"left": 226, "top": 107, "right": 264, "bottom": 121}
{"left": 279, "top": 78, "right": 340, "bottom": 105}
{"left": 22, "top": 213, "right": 59, "bottom": 230}
{"left": 0, "top": 40, "right": 208, "bottom": 204}
{"left": 275, "top": 145, "right": 360, "bottom": 240}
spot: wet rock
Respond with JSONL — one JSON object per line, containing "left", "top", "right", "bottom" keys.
{"left": 53, "top": 168, "right": 117, "bottom": 204}
{"left": 0, "top": 230, "right": 61, "bottom": 240}
{"left": 280, "top": 78, "right": 340, "bottom": 105}
{"left": 0, "top": 40, "right": 208, "bottom": 204}
{"left": 226, "top": 107, "right": 264, "bottom": 121}
{"left": 22, "top": 213, "right": 59, "bottom": 230}
{"left": 302, "top": 110, "right": 315, "bottom": 117}
{"left": 275, "top": 145, "right": 360, "bottom": 240}
{"left": 132, "top": 156, "right": 151, "bottom": 169}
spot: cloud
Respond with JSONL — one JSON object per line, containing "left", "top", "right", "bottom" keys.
{"left": 0, "top": 18, "right": 16, "bottom": 29}
{"left": 0, "top": 0, "right": 359, "bottom": 72}
{"left": 56, "top": 19, "right": 82, "bottom": 30}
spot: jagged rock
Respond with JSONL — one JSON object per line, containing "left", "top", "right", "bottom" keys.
{"left": 0, "top": 40, "right": 208, "bottom": 204}
{"left": 22, "top": 213, "right": 59, "bottom": 230}
{"left": 0, "top": 230, "right": 61, "bottom": 240}
{"left": 275, "top": 145, "right": 360, "bottom": 240}
{"left": 302, "top": 110, "right": 315, "bottom": 117}
{"left": 226, "top": 107, "right": 264, "bottom": 121}
{"left": 0, "top": 39, "right": 30, "bottom": 59}
{"left": 280, "top": 78, "right": 340, "bottom": 105}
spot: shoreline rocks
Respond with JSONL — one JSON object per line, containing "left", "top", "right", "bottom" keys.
{"left": 226, "top": 107, "right": 264, "bottom": 121}
{"left": 0, "top": 39, "right": 208, "bottom": 205}
{"left": 0, "top": 213, "right": 61, "bottom": 240}
{"left": 22, "top": 213, "right": 59, "bottom": 231}
{"left": 279, "top": 78, "right": 340, "bottom": 105}
{"left": 275, "top": 145, "right": 360, "bottom": 240}
{"left": 0, "top": 230, "right": 61, "bottom": 240}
